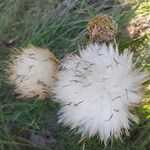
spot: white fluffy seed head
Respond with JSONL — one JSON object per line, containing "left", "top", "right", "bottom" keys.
{"left": 7, "top": 45, "right": 59, "bottom": 99}
{"left": 53, "top": 43, "right": 148, "bottom": 144}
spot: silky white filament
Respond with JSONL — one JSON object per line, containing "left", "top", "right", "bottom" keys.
{"left": 53, "top": 43, "right": 147, "bottom": 144}
{"left": 8, "top": 45, "right": 59, "bottom": 99}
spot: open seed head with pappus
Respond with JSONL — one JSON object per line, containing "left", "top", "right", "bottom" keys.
{"left": 53, "top": 43, "right": 148, "bottom": 144}
{"left": 7, "top": 45, "right": 59, "bottom": 99}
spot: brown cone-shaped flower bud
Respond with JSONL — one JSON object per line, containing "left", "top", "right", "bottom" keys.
{"left": 87, "top": 14, "right": 117, "bottom": 43}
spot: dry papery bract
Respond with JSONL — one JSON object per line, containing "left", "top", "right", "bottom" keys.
{"left": 8, "top": 45, "right": 59, "bottom": 100}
